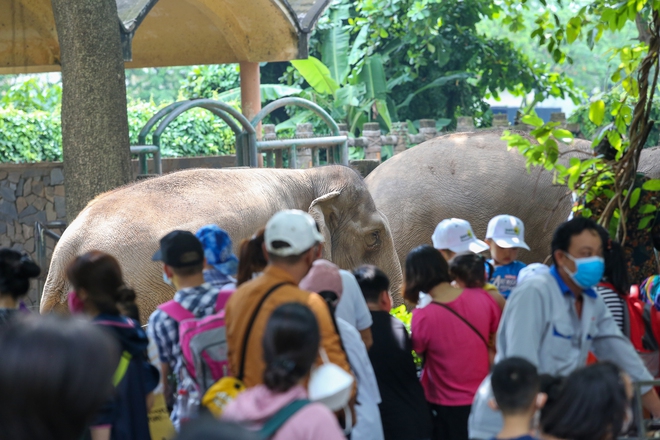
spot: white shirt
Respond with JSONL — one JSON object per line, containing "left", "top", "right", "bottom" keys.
{"left": 336, "top": 317, "right": 384, "bottom": 440}
{"left": 336, "top": 270, "right": 373, "bottom": 331}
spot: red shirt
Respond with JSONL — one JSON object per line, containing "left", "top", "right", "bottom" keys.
{"left": 411, "top": 288, "right": 501, "bottom": 406}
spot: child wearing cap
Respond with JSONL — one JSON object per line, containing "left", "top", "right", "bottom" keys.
{"left": 432, "top": 218, "right": 505, "bottom": 309}
{"left": 485, "top": 215, "right": 530, "bottom": 299}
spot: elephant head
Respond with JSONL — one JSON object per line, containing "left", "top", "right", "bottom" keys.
{"left": 307, "top": 167, "right": 403, "bottom": 305}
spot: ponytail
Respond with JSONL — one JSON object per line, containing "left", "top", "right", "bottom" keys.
{"left": 236, "top": 228, "right": 268, "bottom": 286}
{"left": 117, "top": 286, "right": 140, "bottom": 321}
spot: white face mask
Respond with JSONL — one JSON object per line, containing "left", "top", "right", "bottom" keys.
{"left": 162, "top": 272, "right": 173, "bottom": 286}
{"left": 308, "top": 348, "right": 354, "bottom": 411}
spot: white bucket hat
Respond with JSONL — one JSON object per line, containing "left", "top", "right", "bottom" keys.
{"left": 265, "top": 210, "right": 325, "bottom": 257}
{"left": 486, "top": 215, "right": 530, "bottom": 250}
{"left": 431, "top": 218, "right": 489, "bottom": 254}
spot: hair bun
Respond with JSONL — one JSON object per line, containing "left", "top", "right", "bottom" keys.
{"left": 17, "top": 256, "right": 41, "bottom": 279}
{"left": 116, "top": 286, "right": 136, "bottom": 303}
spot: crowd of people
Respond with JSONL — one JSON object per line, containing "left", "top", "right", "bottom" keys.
{"left": 0, "top": 209, "right": 659, "bottom": 440}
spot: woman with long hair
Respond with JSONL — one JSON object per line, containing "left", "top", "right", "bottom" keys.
{"left": 406, "top": 246, "right": 501, "bottom": 440}
{"left": 236, "top": 228, "right": 267, "bottom": 286}
{"left": 67, "top": 251, "right": 159, "bottom": 440}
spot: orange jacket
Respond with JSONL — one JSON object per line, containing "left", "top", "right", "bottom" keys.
{"left": 225, "top": 265, "right": 354, "bottom": 389}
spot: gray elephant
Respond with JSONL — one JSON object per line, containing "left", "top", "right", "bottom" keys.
{"left": 365, "top": 130, "right": 593, "bottom": 269}
{"left": 41, "top": 166, "right": 403, "bottom": 320}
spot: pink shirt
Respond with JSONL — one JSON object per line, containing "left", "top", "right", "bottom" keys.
{"left": 411, "top": 287, "right": 501, "bottom": 406}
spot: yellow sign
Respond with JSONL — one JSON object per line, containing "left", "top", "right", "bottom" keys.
{"left": 148, "top": 393, "right": 176, "bottom": 440}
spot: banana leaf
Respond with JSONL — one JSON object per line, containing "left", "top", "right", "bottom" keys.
{"left": 291, "top": 57, "right": 340, "bottom": 96}
{"left": 396, "top": 72, "right": 472, "bottom": 110}
{"left": 215, "top": 84, "right": 302, "bottom": 103}
{"left": 358, "top": 55, "right": 388, "bottom": 101}
{"left": 321, "top": 10, "right": 351, "bottom": 84}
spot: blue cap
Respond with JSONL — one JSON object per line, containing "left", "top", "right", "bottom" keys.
{"left": 195, "top": 225, "right": 238, "bottom": 276}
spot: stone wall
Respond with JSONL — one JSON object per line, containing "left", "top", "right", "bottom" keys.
{"left": 0, "top": 155, "right": 238, "bottom": 309}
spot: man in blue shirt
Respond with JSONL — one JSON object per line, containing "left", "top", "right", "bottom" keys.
{"left": 486, "top": 215, "right": 529, "bottom": 299}
{"left": 469, "top": 217, "right": 660, "bottom": 439}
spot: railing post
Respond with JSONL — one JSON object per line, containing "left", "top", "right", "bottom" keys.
{"left": 419, "top": 119, "right": 438, "bottom": 141}
{"left": 335, "top": 123, "right": 350, "bottom": 165}
{"left": 295, "top": 123, "right": 313, "bottom": 169}
{"left": 393, "top": 122, "right": 409, "bottom": 155}
{"left": 263, "top": 124, "right": 277, "bottom": 168}
{"left": 363, "top": 122, "right": 382, "bottom": 161}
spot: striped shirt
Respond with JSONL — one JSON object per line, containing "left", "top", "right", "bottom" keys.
{"left": 594, "top": 284, "right": 625, "bottom": 335}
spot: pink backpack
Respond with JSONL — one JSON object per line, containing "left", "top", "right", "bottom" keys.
{"left": 158, "top": 289, "right": 233, "bottom": 394}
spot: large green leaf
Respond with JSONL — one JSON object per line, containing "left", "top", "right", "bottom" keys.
{"left": 275, "top": 110, "right": 315, "bottom": 132}
{"left": 396, "top": 72, "right": 471, "bottom": 110}
{"left": 291, "top": 57, "right": 339, "bottom": 96}
{"left": 349, "top": 26, "right": 370, "bottom": 66}
{"left": 358, "top": 55, "right": 388, "bottom": 101}
{"left": 216, "top": 84, "right": 302, "bottom": 103}
{"left": 335, "top": 84, "right": 366, "bottom": 108}
{"left": 375, "top": 99, "right": 392, "bottom": 131}
{"left": 322, "top": 10, "right": 351, "bottom": 84}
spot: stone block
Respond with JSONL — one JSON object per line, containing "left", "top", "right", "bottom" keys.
{"left": 0, "top": 185, "right": 16, "bottom": 202}
{"left": 43, "top": 176, "right": 50, "bottom": 186}
{"left": 16, "top": 197, "right": 27, "bottom": 214}
{"left": 54, "top": 196, "right": 66, "bottom": 218}
{"left": 32, "top": 182, "right": 44, "bottom": 197}
{"left": 33, "top": 197, "right": 46, "bottom": 211}
{"left": 11, "top": 243, "right": 23, "bottom": 252}
{"left": 7, "top": 222, "right": 14, "bottom": 240}
{"left": 54, "top": 185, "right": 65, "bottom": 197}
{"left": 46, "top": 202, "right": 56, "bottom": 222}
{"left": 22, "top": 224, "right": 33, "bottom": 240}
{"left": 23, "top": 178, "right": 32, "bottom": 197}
{"left": 23, "top": 168, "right": 43, "bottom": 178}
{"left": 9, "top": 183, "right": 15, "bottom": 190}
{"left": 0, "top": 201, "right": 18, "bottom": 220}
{"left": 8, "top": 172, "right": 20, "bottom": 183}
{"left": 16, "top": 179, "right": 24, "bottom": 198}
{"left": 45, "top": 186, "right": 55, "bottom": 202}
{"left": 0, "top": 236, "right": 10, "bottom": 247}
{"left": 32, "top": 175, "right": 41, "bottom": 182}
{"left": 50, "top": 168, "right": 64, "bottom": 185}
{"left": 18, "top": 205, "right": 37, "bottom": 219}
{"left": 22, "top": 211, "right": 46, "bottom": 226}
{"left": 24, "top": 238, "right": 34, "bottom": 253}
{"left": 25, "top": 194, "right": 37, "bottom": 205}
{"left": 0, "top": 222, "right": 5, "bottom": 234}
{"left": 0, "top": 171, "right": 7, "bottom": 180}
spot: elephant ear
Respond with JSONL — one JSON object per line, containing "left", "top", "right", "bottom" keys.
{"left": 308, "top": 191, "right": 341, "bottom": 261}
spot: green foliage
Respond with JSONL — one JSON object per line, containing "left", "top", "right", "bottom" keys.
{"left": 0, "top": 108, "right": 62, "bottom": 163}
{"left": 1, "top": 77, "right": 62, "bottom": 113}
{"left": 390, "top": 305, "right": 422, "bottom": 367}
{"left": 125, "top": 67, "right": 190, "bottom": 103}
{"left": 180, "top": 64, "right": 241, "bottom": 99}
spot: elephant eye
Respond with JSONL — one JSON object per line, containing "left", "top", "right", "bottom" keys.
{"left": 366, "top": 230, "right": 381, "bottom": 249}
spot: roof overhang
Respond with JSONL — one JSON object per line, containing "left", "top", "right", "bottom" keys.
{"left": 0, "top": 0, "right": 331, "bottom": 75}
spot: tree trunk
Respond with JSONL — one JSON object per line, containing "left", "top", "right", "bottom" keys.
{"left": 51, "top": 0, "right": 132, "bottom": 223}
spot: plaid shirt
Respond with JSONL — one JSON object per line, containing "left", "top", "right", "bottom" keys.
{"left": 202, "top": 268, "right": 236, "bottom": 291}
{"left": 148, "top": 283, "right": 221, "bottom": 379}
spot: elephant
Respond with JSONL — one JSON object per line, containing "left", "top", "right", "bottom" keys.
{"left": 40, "top": 165, "right": 404, "bottom": 321}
{"left": 365, "top": 129, "right": 593, "bottom": 270}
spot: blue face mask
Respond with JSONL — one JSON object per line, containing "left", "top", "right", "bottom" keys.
{"left": 162, "top": 272, "right": 173, "bottom": 286}
{"left": 564, "top": 254, "right": 605, "bottom": 289}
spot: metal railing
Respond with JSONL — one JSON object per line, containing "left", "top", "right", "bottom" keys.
{"left": 34, "top": 221, "right": 66, "bottom": 308}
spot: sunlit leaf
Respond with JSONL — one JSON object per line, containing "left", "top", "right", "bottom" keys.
{"left": 589, "top": 100, "right": 605, "bottom": 125}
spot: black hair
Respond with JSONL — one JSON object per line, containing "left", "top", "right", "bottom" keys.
{"left": 237, "top": 228, "right": 268, "bottom": 286}
{"left": 404, "top": 245, "right": 451, "bottom": 304}
{"left": 353, "top": 264, "right": 390, "bottom": 304}
{"left": 596, "top": 225, "right": 631, "bottom": 296}
{"left": 449, "top": 252, "right": 491, "bottom": 288}
{"left": 66, "top": 251, "right": 139, "bottom": 318}
{"left": 0, "top": 314, "right": 119, "bottom": 440}
{"left": 176, "top": 414, "right": 258, "bottom": 440}
{"left": 0, "top": 248, "right": 41, "bottom": 300}
{"left": 491, "top": 357, "right": 540, "bottom": 415}
{"left": 551, "top": 217, "right": 603, "bottom": 265}
{"left": 541, "top": 362, "right": 628, "bottom": 440}
{"left": 267, "top": 241, "right": 317, "bottom": 266}
{"left": 262, "top": 303, "right": 320, "bottom": 393}
{"left": 539, "top": 374, "right": 566, "bottom": 426}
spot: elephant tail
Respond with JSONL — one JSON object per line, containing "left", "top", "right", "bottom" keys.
{"left": 40, "top": 240, "right": 76, "bottom": 315}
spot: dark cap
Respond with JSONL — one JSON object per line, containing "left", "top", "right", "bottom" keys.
{"left": 152, "top": 230, "right": 204, "bottom": 267}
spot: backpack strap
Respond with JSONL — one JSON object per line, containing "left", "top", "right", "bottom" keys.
{"left": 216, "top": 289, "right": 234, "bottom": 312}
{"left": 238, "top": 282, "right": 290, "bottom": 381}
{"left": 112, "top": 351, "right": 133, "bottom": 387}
{"left": 431, "top": 301, "right": 489, "bottom": 349}
{"left": 158, "top": 300, "right": 195, "bottom": 323}
{"left": 258, "top": 399, "right": 310, "bottom": 439}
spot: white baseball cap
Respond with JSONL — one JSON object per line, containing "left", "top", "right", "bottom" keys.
{"left": 486, "top": 215, "right": 530, "bottom": 250}
{"left": 265, "top": 210, "right": 325, "bottom": 257}
{"left": 431, "top": 218, "right": 489, "bottom": 254}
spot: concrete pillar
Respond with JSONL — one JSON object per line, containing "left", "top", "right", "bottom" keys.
{"left": 456, "top": 117, "right": 474, "bottom": 132}
{"left": 240, "top": 61, "right": 263, "bottom": 167}
{"left": 419, "top": 119, "right": 438, "bottom": 141}
{"left": 392, "top": 122, "right": 409, "bottom": 155}
{"left": 363, "top": 122, "right": 382, "bottom": 161}
{"left": 492, "top": 114, "right": 509, "bottom": 127}
{"left": 295, "top": 123, "right": 313, "bottom": 169}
